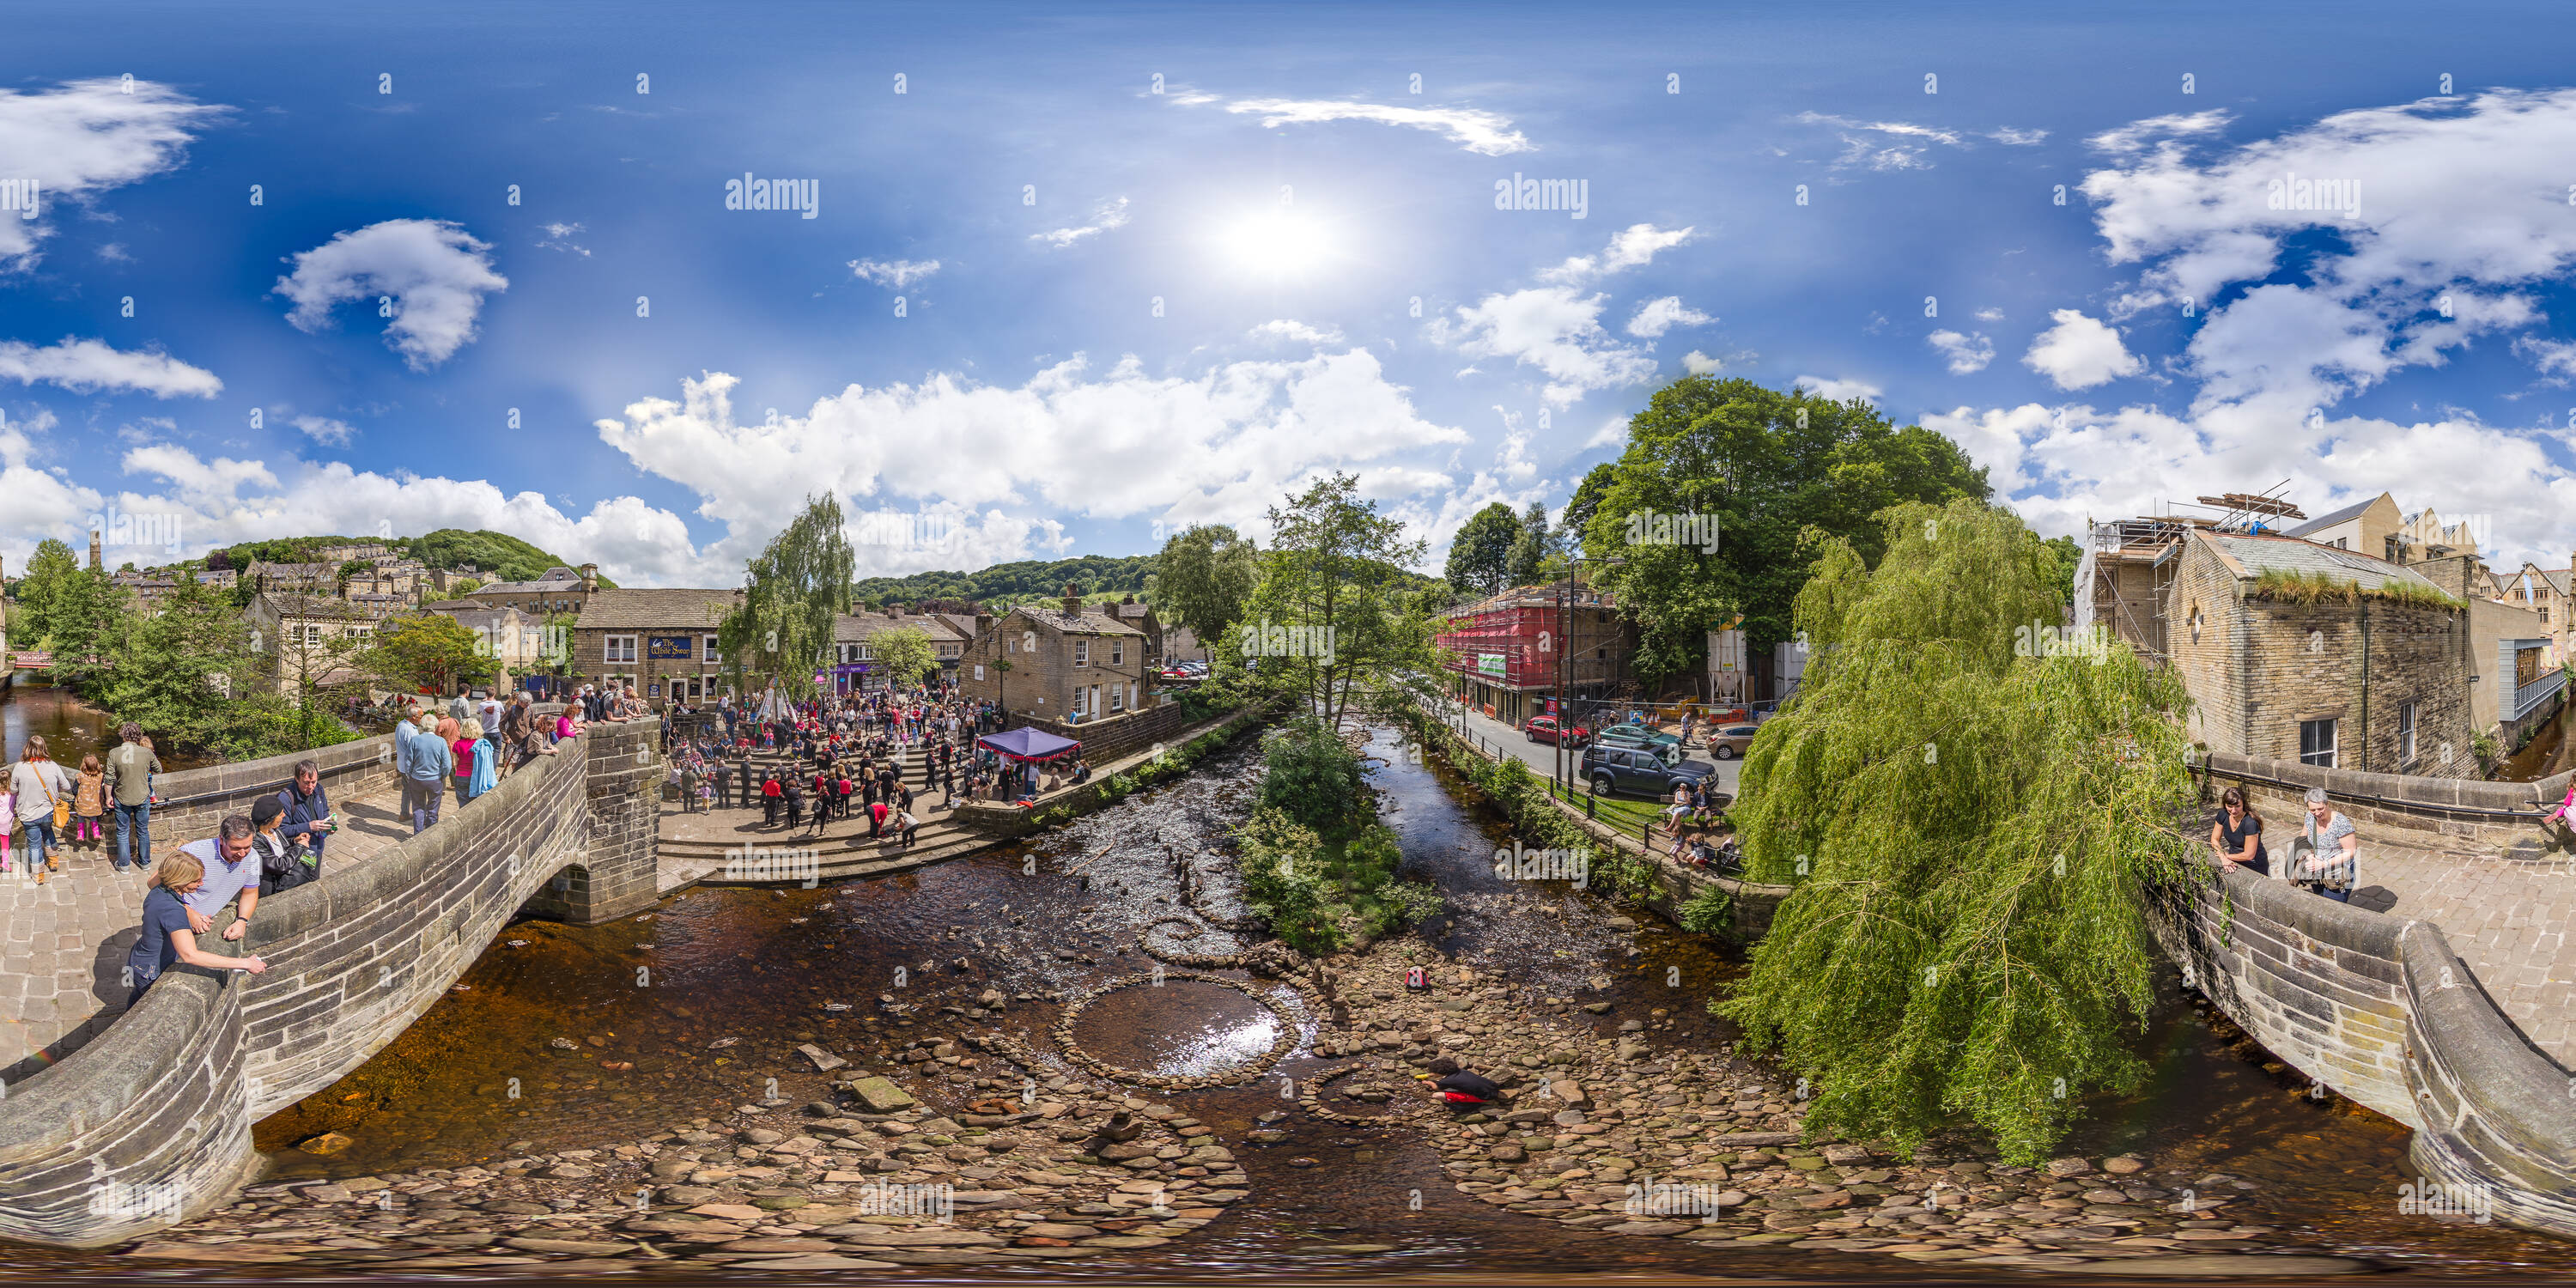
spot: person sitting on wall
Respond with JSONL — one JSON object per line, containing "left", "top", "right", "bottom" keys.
{"left": 2210, "top": 784, "right": 2269, "bottom": 877}
{"left": 2297, "top": 786, "right": 2359, "bottom": 902}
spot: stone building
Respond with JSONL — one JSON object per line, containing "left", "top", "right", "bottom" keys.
{"left": 2409, "top": 554, "right": 2567, "bottom": 748}
{"left": 2497, "top": 559, "right": 2573, "bottom": 667}
{"left": 422, "top": 600, "right": 555, "bottom": 677}
{"left": 2282, "top": 492, "right": 2403, "bottom": 558}
{"left": 958, "top": 586, "right": 1150, "bottom": 724}
{"left": 245, "top": 559, "right": 339, "bottom": 596}
{"left": 2168, "top": 529, "right": 2476, "bottom": 779}
{"left": 1433, "top": 581, "right": 1632, "bottom": 727}
{"left": 471, "top": 564, "right": 597, "bottom": 617}
{"left": 830, "top": 608, "right": 969, "bottom": 694}
{"left": 244, "top": 593, "right": 386, "bottom": 700}
{"left": 571, "top": 586, "right": 742, "bottom": 707}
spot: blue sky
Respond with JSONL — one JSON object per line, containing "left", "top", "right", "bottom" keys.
{"left": 8, "top": 0, "right": 2576, "bottom": 586}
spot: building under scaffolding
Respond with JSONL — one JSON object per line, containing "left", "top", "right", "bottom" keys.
{"left": 2074, "top": 489, "right": 2306, "bottom": 666}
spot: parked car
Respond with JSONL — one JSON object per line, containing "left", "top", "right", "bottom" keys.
{"left": 1522, "top": 714, "right": 1589, "bottom": 746}
{"left": 1594, "top": 726, "right": 1682, "bottom": 758}
{"left": 1582, "top": 744, "right": 1716, "bottom": 799}
{"left": 1704, "top": 723, "right": 1761, "bottom": 759}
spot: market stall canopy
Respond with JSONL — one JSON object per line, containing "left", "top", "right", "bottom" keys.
{"left": 978, "top": 726, "right": 1081, "bottom": 762}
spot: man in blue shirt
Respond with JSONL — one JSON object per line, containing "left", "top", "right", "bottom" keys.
{"left": 396, "top": 708, "right": 453, "bottom": 835}
{"left": 129, "top": 838, "right": 269, "bottom": 1006}
{"left": 174, "top": 816, "right": 263, "bottom": 944}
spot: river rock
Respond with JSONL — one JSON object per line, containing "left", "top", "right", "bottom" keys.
{"left": 798, "top": 1043, "right": 848, "bottom": 1072}
{"left": 847, "top": 1077, "right": 918, "bottom": 1112}
{"left": 296, "top": 1133, "right": 355, "bottom": 1157}
{"left": 2045, "top": 1157, "right": 2096, "bottom": 1178}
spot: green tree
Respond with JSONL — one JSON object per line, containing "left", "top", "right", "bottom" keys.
{"left": 1503, "top": 500, "right": 1552, "bottom": 586}
{"left": 1717, "top": 498, "right": 2196, "bottom": 1164}
{"left": 368, "top": 612, "right": 492, "bottom": 696}
{"left": 1562, "top": 461, "right": 1617, "bottom": 544}
{"left": 1443, "top": 502, "right": 1521, "bottom": 596}
{"left": 2040, "top": 534, "right": 2084, "bottom": 608}
{"left": 869, "top": 626, "right": 938, "bottom": 690}
{"left": 12, "top": 538, "right": 81, "bottom": 646}
{"left": 45, "top": 569, "right": 130, "bottom": 690}
{"left": 720, "top": 494, "right": 855, "bottom": 700}
{"left": 98, "top": 574, "right": 273, "bottom": 756}
{"left": 1230, "top": 472, "right": 1433, "bottom": 730}
{"left": 1584, "top": 376, "right": 1990, "bottom": 685}
{"left": 1149, "top": 524, "right": 1260, "bottom": 645}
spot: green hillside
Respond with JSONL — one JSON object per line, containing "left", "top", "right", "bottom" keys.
{"left": 854, "top": 554, "right": 1156, "bottom": 609}
{"left": 213, "top": 530, "right": 618, "bottom": 589}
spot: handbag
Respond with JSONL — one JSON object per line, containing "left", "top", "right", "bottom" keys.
{"left": 38, "top": 769, "right": 69, "bottom": 832}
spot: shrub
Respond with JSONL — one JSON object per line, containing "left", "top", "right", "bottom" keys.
{"left": 1258, "top": 716, "right": 1365, "bottom": 835}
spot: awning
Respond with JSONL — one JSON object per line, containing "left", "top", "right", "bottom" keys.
{"left": 978, "top": 726, "right": 1082, "bottom": 762}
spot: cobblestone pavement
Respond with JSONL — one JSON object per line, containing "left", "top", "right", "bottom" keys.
{"left": 2353, "top": 839, "right": 2576, "bottom": 1065}
{"left": 0, "top": 776, "right": 416, "bottom": 1081}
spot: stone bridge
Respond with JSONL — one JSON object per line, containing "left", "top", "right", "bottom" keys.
{"left": 2158, "top": 751, "right": 2576, "bottom": 1239}
{"left": 0, "top": 715, "right": 662, "bottom": 1249}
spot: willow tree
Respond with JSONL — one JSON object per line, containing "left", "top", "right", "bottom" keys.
{"left": 719, "top": 494, "right": 854, "bottom": 700}
{"left": 1719, "top": 498, "right": 2197, "bottom": 1164}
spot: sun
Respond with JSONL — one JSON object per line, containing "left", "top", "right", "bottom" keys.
{"left": 1214, "top": 206, "right": 1340, "bottom": 280}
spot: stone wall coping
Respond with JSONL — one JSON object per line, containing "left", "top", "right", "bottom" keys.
{"left": 155, "top": 732, "right": 392, "bottom": 806}
{"left": 2204, "top": 854, "right": 2408, "bottom": 959}
{"left": 0, "top": 965, "right": 232, "bottom": 1158}
{"left": 2400, "top": 919, "right": 2576, "bottom": 1141}
{"left": 2202, "top": 750, "right": 2573, "bottom": 816}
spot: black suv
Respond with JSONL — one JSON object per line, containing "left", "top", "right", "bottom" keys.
{"left": 1581, "top": 743, "right": 1717, "bottom": 799}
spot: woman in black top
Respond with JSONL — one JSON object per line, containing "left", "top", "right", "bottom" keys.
{"left": 2211, "top": 785, "right": 2269, "bottom": 876}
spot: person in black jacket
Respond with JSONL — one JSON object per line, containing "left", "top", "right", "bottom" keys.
{"left": 274, "top": 759, "right": 337, "bottom": 871}
{"left": 252, "top": 795, "right": 319, "bottom": 896}
{"left": 1420, "top": 1057, "right": 1501, "bottom": 1110}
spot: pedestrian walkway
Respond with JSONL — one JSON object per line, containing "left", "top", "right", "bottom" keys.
{"left": 0, "top": 777, "right": 414, "bottom": 1082}
{"left": 2349, "top": 840, "right": 2576, "bottom": 1065}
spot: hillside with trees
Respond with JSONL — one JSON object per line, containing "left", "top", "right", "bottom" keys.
{"left": 209, "top": 529, "right": 617, "bottom": 589}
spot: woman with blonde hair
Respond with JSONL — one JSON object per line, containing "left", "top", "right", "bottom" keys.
{"left": 459, "top": 719, "right": 498, "bottom": 804}
{"left": 130, "top": 849, "right": 268, "bottom": 1006}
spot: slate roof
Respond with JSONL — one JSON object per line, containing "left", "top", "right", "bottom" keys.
{"left": 475, "top": 566, "right": 586, "bottom": 594}
{"left": 574, "top": 588, "right": 742, "bottom": 630}
{"left": 835, "top": 611, "right": 968, "bottom": 643}
{"left": 2282, "top": 496, "right": 2380, "bottom": 538}
{"left": 2202, "top": 532, "right": 2449, "bottom": 596}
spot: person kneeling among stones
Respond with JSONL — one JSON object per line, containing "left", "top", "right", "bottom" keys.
{"left": 1421, "top": 1056, "right": 1501, "bottom": 1109}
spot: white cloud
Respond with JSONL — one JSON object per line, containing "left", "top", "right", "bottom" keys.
{"left": 2022, "top": 309, "right": 2142, "bottom": 390}
{"left": 1625, "top": 296, "right": 1711, "bottom": 339}
{"left": 1583, "top": 416, "right": 1631, "bottom": 449}
{"left": 1541, "top": 223, "right": 1694, "bottom": 284}
{"left": 1795, "top": 375, "right": 1882, "bottom": 404}
{"left": 0, "top": 77, "right": 228, "bottom": 271}
{"left": 1681, "top": 350, "right": 1723, "bottom": 376}
{"left": 1032, "top": 197, "right": 1130, "bottom": 248}
{"left": 96, "top": 242, "right": 132, "bottom": 263}
{"left": 1927, "top": 329, "right": 1996, "bottom": 374}
{"left": 1430, "top": 288, "right": 1660, "bottom": 406}
{"left": 272, "top": 219, "right": 508, "bottom": 370}
{"left": 536, "top": 222, "right": 590, "bottom": 256}
{"left": 2086, "top": 110, "right": 2231, "bottom": 159}
{"left": 0, "top": 337, "right": 222, "bottom": 398}
{"left": 1795, "top": 112, "right": 1964, "bottom": 147}
{"left": 592, "top": 352, "right": 1473, "bottom": 562}
{"left": 850, "top": 257, "right": 939, "bottom": 288}
{"left": 1988, "top": 127, "right": 2049, "bottom": 145}
{"left": 1249, "top": 319, "right": 1346, "bottom": 345}
{"left": 1974, "top": 307, "right": 2006, "bottom": 322}
{"left": 1209, "top": 97, "right": 1532, "bottom": 155}
{"left": 2514, "top": 335, "right": 2576, "bottom": 380}
{"left": 292, "top": 415, "right": 355, "bottom": 447}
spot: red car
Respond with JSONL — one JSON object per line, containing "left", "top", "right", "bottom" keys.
{"left": 1523, "top": 715, "right": 1590, "bottom": 746}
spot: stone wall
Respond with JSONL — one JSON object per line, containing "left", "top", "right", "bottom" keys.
{"left": 2148, "top": 855, "right": 2576, "bottom": 1238}
{"left": 0, "top": 717, "right": 664, "bottom": 1249}
{"left": 2172, "top": 538, "right": 2476, "bottom": 778}
{"left": 2198, "top": 750, "right": 2571, "bottom": 861}
{"left": 949, "top": 706, "right": 1267, "bottom": 838}
{"left": 1017, "top": 701, "right": 1210, "bottom": 767}
{"left": 146, "top": 732, "right": 398, "bottom": 853}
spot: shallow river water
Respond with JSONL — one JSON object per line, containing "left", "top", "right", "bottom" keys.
{"left": 6, "top": 725, "right": 2574, "bottom": 1281}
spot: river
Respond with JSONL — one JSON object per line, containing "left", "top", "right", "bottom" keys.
{"left": 5, "top": 722, "right": 2574, "bottom": 1279}
{"left": 1, "top": 675, "right": 218, "bottom": 772}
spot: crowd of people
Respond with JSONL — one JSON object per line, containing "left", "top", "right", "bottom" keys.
{"left": 651, "top": 687, "right": 1092, "bottom": 848}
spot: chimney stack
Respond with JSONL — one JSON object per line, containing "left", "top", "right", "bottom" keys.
{"left": 579, "top": 562, "right": 598, "bottom": 592}
{"left": 88, "top": 529, "right": 102, "bottom": 572}
{"left": 1061, "top": 583, "right": 1081, "bottom": 617}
